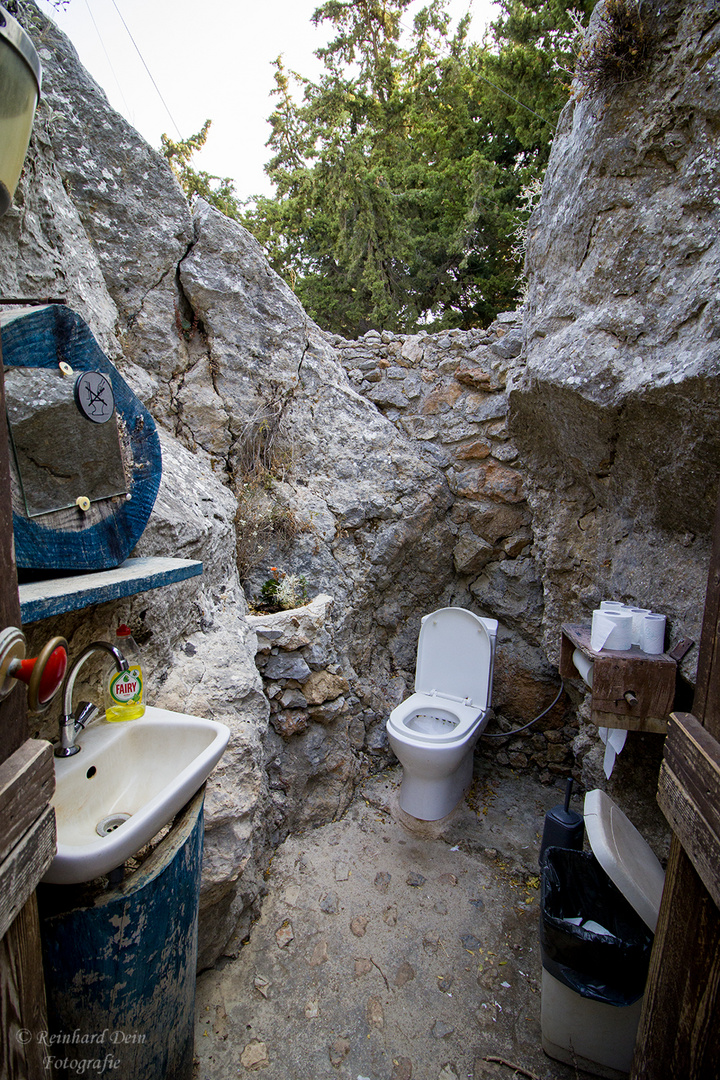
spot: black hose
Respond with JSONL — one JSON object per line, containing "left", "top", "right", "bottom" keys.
{"left": 479, "top": 677, "right": 565, "bottom": 739}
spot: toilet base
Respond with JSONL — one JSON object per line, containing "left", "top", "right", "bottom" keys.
{"left": 397, "top": 751, "right": 474, "bottom": 821}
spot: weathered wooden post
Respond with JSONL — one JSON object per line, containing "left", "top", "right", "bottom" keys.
{"left": 632, "top": 493, "right": 720, "bottom": 1078}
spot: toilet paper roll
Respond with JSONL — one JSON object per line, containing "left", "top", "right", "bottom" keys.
{"left": 600, "top": 601, "right": 626, "bottom": 612}
{"left": 572, "top": 648, "right": 594, "bottom": 688}
{"left": 628, "top": 607, "right": 651, "bottom": 646}
{"left": 591, "top": 609, "right": 633, "bottom": 652}
{"left": 641, "top": 613, "right": 666, "bottom": 655}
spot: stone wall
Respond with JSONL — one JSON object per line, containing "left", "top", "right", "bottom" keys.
{"left": 246, "top": 596, "right": 361, "bottom": 837}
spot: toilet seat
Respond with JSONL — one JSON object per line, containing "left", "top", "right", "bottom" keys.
{"left": 387, "top": 609, "right": 497, "bottom": 746}
{"left": 415, "top": 608, "right": 494, "bottom": 709}
{"left": 388, "top": 694, "right": 484, "bottom": 745}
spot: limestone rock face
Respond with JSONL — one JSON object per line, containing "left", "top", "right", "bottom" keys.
{"left": 512, "top": 0, "right": 720, "bottom": 679}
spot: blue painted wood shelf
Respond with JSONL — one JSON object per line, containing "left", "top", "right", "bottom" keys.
{"left": 19, "top": 556, "right": 203, "bottom": 623}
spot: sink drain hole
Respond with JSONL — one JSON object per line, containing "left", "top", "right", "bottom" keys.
{"left": 96, "top": 813, "right": 131, "bottom": 837}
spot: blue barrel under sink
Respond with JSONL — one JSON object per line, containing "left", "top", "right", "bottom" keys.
{"left": 38, "top": 787, "right": 204, "bottom": 1080}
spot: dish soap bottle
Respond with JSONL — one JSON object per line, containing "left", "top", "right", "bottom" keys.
{"left": 106, "top": 624, "right": 146, "bottom": 721}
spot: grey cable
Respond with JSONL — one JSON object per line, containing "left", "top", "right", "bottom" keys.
{"left": 480, "top": 677, "right": 565, "bottom": 738}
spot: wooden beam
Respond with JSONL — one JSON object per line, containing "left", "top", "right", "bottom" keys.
{"left": 0, "top": 807, "right": 56, "bottom": 942}
{"left": 0, "top": 895, "right": 50, "bottom": 1080}
{"left": 657, "top": 713, "right": 720, "bottom": 909}
{"left": 0, "top": 740, "right": 55, "bottom": 865}
{"left": 635, "top": 836, "right": 720, "bottom": 1078}
{"left": 633, "top": 491, "right": 720, "bottom": 1078}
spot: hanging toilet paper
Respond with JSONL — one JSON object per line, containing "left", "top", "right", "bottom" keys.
{"left": 641, "top": 613, "right": 666, "bottom": 655}
{"left": 598, "top": 726, "right": 628, "bottom": 779}
{"left": 591, "top": 609, "right": 633, "bottom": 652}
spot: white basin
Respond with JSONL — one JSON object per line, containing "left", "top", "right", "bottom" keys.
{"left": 44, "top": 705, "right": 229, "bottom": 885}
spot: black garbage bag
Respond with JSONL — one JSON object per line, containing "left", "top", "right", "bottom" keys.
{"left": 540, "top": 847, "right": 653, "bottom": 1008}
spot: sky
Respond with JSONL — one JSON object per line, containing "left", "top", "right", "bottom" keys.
{"left": 35, "top": 0, "right": 500, "bottom": 202}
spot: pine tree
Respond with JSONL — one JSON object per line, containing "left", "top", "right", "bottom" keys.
{"left": 161, "top": 121, "right": 243, "bottom": 220}
{"left": 242, "top": 0, "right": 594, "bottom": 336}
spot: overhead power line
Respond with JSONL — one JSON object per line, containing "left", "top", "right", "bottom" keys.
{"left": 109, "top": 0, "right": 183, "bottom": 138}
{"left": 82, "top": 0, "right": 132, "bottom": 118}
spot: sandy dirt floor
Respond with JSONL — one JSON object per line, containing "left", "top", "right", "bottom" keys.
{"left": 193, "top": 760, "right": 600, "bottom": 1080}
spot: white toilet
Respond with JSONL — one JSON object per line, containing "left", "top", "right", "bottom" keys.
{"left": 386, "top": 607, "right": 498, "bottom": 820}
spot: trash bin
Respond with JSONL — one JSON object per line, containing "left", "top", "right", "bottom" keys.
{"left": 539, "top": 790, "right": 665, "bottom": 1079}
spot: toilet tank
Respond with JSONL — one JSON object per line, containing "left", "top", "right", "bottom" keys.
{"left": 416, "top": 608, "right": 498, "bottom": 711}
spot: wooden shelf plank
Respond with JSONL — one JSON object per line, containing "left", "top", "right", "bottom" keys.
{"left": 18, "top": 556, "right": 202, "bottom": 623}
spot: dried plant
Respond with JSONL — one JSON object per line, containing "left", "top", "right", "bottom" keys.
{"left": 575, "top": 0, "right": 655, "bottom": 95}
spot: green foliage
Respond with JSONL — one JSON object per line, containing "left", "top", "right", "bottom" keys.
{"left": 161, "top": 121, "right": 243, "bottom": 219}
{"left": 241, "top": 0, "right": 595, "bottom": 336}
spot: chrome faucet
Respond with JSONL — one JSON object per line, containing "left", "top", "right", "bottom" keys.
{"left": 55, "top": 641, "right": 129, "bottom": 758}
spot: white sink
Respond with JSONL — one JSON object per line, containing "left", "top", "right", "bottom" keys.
{"left": 44, "top": 706, "right": 229, "bottom": 885}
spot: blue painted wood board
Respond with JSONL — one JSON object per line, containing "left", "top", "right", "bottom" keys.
{"left": 39, "top": 790, "right": 204, "bottom": 1080}
{"left": 1, "top": 305, "right": 162, "bottom": 572}
{"left": 19, "top": 556, "right": 202, "bottom": 624}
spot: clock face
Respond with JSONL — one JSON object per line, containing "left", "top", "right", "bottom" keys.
{"left": 74, "top": 371, "right": 115, "bottom": 424}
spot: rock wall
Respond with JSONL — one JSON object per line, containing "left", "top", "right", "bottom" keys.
{"left": 512, "top": 0, "right": 720, "bottom": 806}
{"left": 3, "top": 0, "right": 719, "bottom": 962}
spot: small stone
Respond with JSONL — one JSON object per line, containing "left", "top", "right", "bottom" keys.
{"left": 335, "top": 862, "right": 350, "bottom": 881}
{"left": 308, "top": 939, "right": 329, "bottom": 966}
{"left": 469, "top": 897, "right": 485, "bottom": 910}
{"left": 394, "top": 961, "right": 415, "bottom": 987}
{"left": 374, "top": 871, "right": 392, "bottom": 893}
{"left": 431, "top": 1020, "right": 455, "bottom": 1039}
{"left": 461, "top": 934, "right": 481, "bottom": 952}
{"left": 423, "top": 933, "right": 440, "bottom": 954}
{"left": 253, "top": 975, "right": 271, "bottom": 998}
{"left": 329, "top": 1036, "right": 351, "bottom": 1067}
{"left": 391, "top": 1057, "right": 413, "bottom": 1080}
{"left": 437, "top": 873, "right": 458, "bottom": 886}
{"left": 355, "top": 957, "right": 373, "bottom": 976}
{"left": 438, "top": 1066, "right": 459, "bottom": 1080}
{"left": 383, "top": 905, "right": 398, "bottom": 926}
{"left": 350, "top": 915, "right": 368, "bottom": 937}
{"left": 240, "top": 1039, "right": 269, "bottom": 1070}
{"left": 437, "top": 973, "right": 453, "bottom": 992}
{"left": 305, "top": 999, "right": 320, "bottom": 1019}
{"left": 406, "top": 872, "right": 426, "bottom": 887}
{"left": 367, "top": 996, "right": 384, "bottom": 1028}
{"left": 320, "top": 892, "right": 340, "bottom": 914}
{"left": 275, "top": 921, "right": 294, "bottom": 948}
{"left": 434, "top": 900, "right": 449, "bottom": 915}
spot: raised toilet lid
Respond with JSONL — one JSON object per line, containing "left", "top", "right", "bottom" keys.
{"left": 415, "top": 608, "right": 493, "bottom": 710}
{"left": 584, "top": 789, "right": 665, "bottom": 933}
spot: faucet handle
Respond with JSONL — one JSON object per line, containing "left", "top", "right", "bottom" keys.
{"left": 0, "top": 628, "right": 69, "bottom": 712}
{"left": 75, "top": 701, "right": 101, "bottom": 730}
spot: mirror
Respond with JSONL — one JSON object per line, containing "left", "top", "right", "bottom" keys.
{"left": 4, "top": 366, "right": 128, "bottom": 518}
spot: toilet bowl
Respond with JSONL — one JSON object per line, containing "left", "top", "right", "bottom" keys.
{"left": 386, "top": 608, "right": 498, "bottom": 820}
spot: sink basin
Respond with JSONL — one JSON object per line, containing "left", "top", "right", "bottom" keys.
{"left": 44, "top": 705, "right": 229, "bottom": 885}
